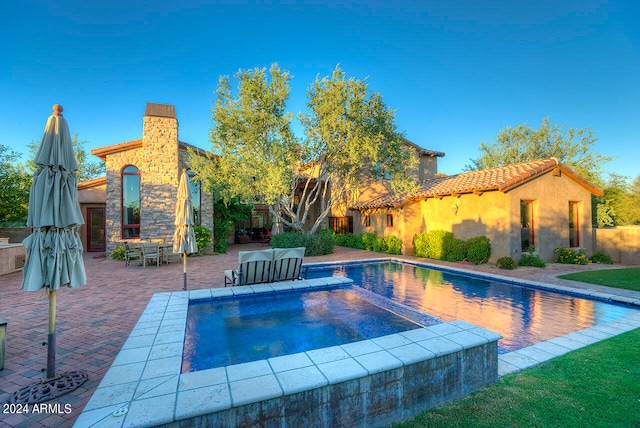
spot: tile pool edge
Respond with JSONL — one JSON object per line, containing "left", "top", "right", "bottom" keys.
{"left": 74, "top": 276, "right": 502, "bottom": 427}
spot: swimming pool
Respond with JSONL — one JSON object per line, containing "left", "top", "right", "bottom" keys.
{"left": 182, "top": 287, "right": 429, "bottom": 372}
{"left": 306, "top": 261, "right": 639, "bottom": 353}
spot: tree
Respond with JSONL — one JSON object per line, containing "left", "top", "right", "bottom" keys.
{"left": 598, "top": 173, "right": 640, "bottom": 227}
{"left": 0, "top": 145, "right": 31, "bottom": 225}
{"left": 26, "top": 134, "right": 105, "bottom": 182}
{"left": 191, "top": 64, "right": 416, "bottom": 235}
{"left": 466, "top": 117, "right": 612, "bottom": 184}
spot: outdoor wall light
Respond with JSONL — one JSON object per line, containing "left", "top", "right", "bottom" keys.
{"left": 451, "top": 204, "right": 459, "bottom": 215}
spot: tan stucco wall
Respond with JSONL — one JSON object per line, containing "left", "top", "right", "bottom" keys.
{"left": 358, "top": 170, "right": 597, "bottom": 263}
{"left": 595, "top": 226, "right": 640, "bottom": 265}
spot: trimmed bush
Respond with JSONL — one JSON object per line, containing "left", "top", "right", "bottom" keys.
{"left": 361, "top": 232, "right": 379, "bottom": 252}
{"left": 194, "top": 226, "right": 212, "bottom": 254}
{"left": 518, "top": 253, "right": 546, "bottom": 268}
{"left": 466, "top": 236, "right": 491, "bottom": 265}
{"left": 496, "top": 257, "right": 516, "bottom": 269}
{"left": 385, "top": 235, "right": 403, "bottom": 255}
{"left": 445, "top": 239, "right": 467, "bottom": 262}
{"left": 590, "top": 251, "right": 614, "bottom": 264}
{"left": 554, "top": 246, "right": 588, "bottom": 265}
{"left": 110, "top": 245, "right": 126, "bottom": 261}
{"left": 334, "top": 233, "right": 365, "bottom": 249}
{"left": 412, "top": 230, "right": 453, "bottom": 260}
{"left": 271, "top": 232, "right": 334, "bottom": 256}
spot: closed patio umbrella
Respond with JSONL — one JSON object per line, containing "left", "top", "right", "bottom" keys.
{"left": 173, "top": 168, "right": 198, "bottom": 290}
{"left": 11, "top": 104, "right": 88, "bottom": 403}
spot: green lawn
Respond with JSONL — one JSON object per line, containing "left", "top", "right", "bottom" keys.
{"left": 391, "top": 328, "right": 640, "bottom": 428}
{"left": 558, "top": 267, "right": 640, "bottom": 292}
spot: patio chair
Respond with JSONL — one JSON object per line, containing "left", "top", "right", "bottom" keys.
{"left": 224, "top": 249, "right": 273, "bottom": 286}
{"left": 272, "top": 247, "right": 308, "bottom": 282}
{"left": 124, "top": 241, "right": 141, "bottom": 266}
{"left": 141, "top": 243, "right": 160, "bottom": 267}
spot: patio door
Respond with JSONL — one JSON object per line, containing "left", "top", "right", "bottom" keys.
{"left": 87, "top": 207, "right": 106, "bottom": 251}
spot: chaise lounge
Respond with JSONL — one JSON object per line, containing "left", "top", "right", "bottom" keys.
{"left": 224, "top": 247, "right": 307, "bottom": 286}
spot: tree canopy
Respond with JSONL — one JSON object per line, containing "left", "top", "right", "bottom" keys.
{"left": 191, "top": 64, "right": 416, "bottom": 235}
{"left": 0, "top": 145, "right": 31, "bottom": 225}
{"left": 466, "top": 117, "right": 612, "bottom": 184}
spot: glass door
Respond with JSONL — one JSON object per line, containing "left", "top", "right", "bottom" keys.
{"left": 87, "top": 208, "right": 106, "bottom": 251}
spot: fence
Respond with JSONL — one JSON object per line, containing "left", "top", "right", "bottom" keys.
{"left": 594, "top": 226, "right": 640, "bottom": 265}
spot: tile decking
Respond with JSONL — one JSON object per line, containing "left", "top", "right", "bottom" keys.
{"left": 0, "top": 244, "right": 639, "bottom": 427}
{"left": 74, "top": 277, "right": 501, "bottom": 427}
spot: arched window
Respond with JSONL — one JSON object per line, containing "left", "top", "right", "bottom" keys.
{"left": 122, "top": 166, "right": 140, "bottom": 238}
{"left": 187, "top": 171, "right": 201, "bottom": 226}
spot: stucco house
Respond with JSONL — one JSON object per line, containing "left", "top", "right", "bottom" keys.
{"left": 77, "top": 103, "right": 214, "bottom": 253}
{"left": 348, "top": 158, "right": 604, "bottom": 263}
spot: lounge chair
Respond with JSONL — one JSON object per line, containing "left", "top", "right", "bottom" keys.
{"left": 224, "top": 249, "right": 273, "bottom": 286}
{"left": 272, "top": 247, "right": 307, "bottom": 281}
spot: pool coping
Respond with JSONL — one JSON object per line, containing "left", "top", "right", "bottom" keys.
{"left": 74, "top": 276, "right": 503, "bottom": 427}
{"left": 75, "top": 262, "right": 640, "bottom": 427}
{"left": 305, "top": 258, "right": 640, "bottom": 376}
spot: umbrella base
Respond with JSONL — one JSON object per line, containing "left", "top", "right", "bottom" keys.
{"left": 7, "top": 370, "right": 88, "bottom": 404}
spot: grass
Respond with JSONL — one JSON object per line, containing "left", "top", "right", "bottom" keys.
{"left": 391, "top": 328, "right": 640, "bottom": 428}
{"left": 557, "top": 267, "right": 640, "bottom": 292}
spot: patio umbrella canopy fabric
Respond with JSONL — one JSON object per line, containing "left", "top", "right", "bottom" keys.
{"left": 22, "top": 104, "right": 86, "bottom": 291}
{"left": 20, "top": 104, "right": 86, "bottom": 384}
{"left": 173, "top": 168, "right": 198, "bottom": 290}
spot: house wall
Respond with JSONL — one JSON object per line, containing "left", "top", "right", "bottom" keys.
{"left": 357, "top": 170, "right": 597, "bottom": 263}
{"left": 595, "top": 226, "right": 640, "bottom": 265}
{"left": 104, "top": 110, "right": 213, "bottom": 253}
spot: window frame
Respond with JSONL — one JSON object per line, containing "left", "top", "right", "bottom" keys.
{"left": 386, "top": 214, "right": 393, "bottom": 228}
{"left": 569, "top": 201, "right": 580, "bottom": 248}
{"left": 121, "top": 165, "right": 141, "bottom": 239}
{"left": 520, "top": 200, "right": 534, "bottom": 252}
{"left": 328, "top": 216, "right": 354, "bottom": 234}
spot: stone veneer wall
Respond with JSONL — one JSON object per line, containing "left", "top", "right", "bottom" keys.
{"left": 105, "top": 111, "right": 213, "bottom": 253}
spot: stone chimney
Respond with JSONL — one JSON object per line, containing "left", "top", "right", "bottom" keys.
{"left": 140, "top": 103, "right": 180, "bottom": 240}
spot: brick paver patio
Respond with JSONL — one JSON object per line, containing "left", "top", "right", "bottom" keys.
{"left": 1, "top": 244, "right": 638, "bottom": 427}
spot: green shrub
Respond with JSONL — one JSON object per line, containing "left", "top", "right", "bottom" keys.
{"left": 590, "top": 251, "right": 614, "bottom": 264}
{"left": 554, "top": 246, "right": 588, "bottom": 265}
{"left": 518, "top": 253, "right": 546, "bottom": 268}
{"left": 412, "top": 230, "right": 453, "bottom": 260}
{"left": 271, "top": 232, "right": 334, "bottom": 256}
{"left": 496, "top": 256, "right": 516, "bottom": 269}
{"left": 412, "top": 231, "right": 429, "bottom": 258}
{"left": 445, "top": 238, "right": 467, "bottom": 262}
{"left": 194, "top": 226, "right": 212, "bottom": 253}
{"left": 466, "top": 236, "right": 491, "bottom": 265}
{"left": 361, "top": 232, "right": 379, "bottom": 252}
{"left": 334, "top": 233, "right": 365, "bottom": 249}
{"left": 110, "top": 245, "right": 126, "bottom": 261}
{"left": 385, "top": 235, "right": 403, "bottom": 255}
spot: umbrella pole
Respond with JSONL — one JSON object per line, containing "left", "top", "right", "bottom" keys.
{"left": 183, "top": 252, "right": 187, "bottom": 291}
{"left": 47, "top": 289, "right": 57, "bottom": 379}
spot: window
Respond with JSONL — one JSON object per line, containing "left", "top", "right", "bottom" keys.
{"left": 386, "top": 214, "right": 393, "bottom": 227}
{"left": 520, "top": 200, "right": 534, "bottom": 251}
{"left": 122, "top": 166, "right": 140, "bottom": 238}
{"left": 569, "top": 202, "right": 579, "bottom": 247}
{"left": 364, "top": 215, "right": 371, "bottom": 227}
{"left": 328, "top": 216, "right": 353, "bottom": 234}
{"left": 187, "top": 171, "right": 201, "bottom": 226}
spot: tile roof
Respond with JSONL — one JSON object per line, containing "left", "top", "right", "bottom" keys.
{"left": 350, "top": 158, "right": 603, "bottom": 210}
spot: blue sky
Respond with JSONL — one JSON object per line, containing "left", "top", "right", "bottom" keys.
{"left": 2, "top": 0, "right": 638, "bottom": 180}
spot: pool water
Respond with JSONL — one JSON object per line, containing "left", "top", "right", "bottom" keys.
{"left": 307, "top": 262, "right": 639, "bottom": 353}
{"left": 182, "top": 287, "right": 424, "bottom": 372}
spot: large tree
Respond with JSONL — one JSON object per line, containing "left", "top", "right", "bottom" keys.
{"left": 0, "top": 144, "right": 31, "bottom": 225}
{"left": 466, "top": 117, "right": 612, "bottom": 184}
{"left": 191, "top": 64, "right": 416, "bottom": 235}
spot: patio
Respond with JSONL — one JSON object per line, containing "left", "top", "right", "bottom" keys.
{"left": 0, "top": 244, "right": 639, "bottom": 427}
